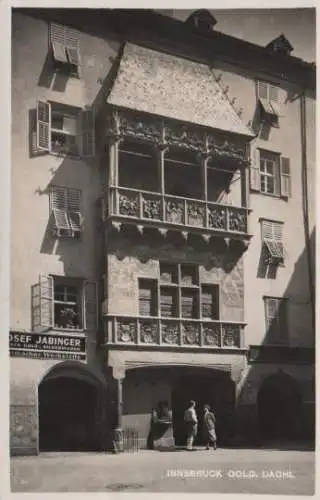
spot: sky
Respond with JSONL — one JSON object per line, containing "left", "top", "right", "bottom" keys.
{"left": 157, "top": 9, "right": 316, "bottom": 63}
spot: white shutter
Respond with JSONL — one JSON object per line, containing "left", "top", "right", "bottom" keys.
{"left": 36, "top": 100, "right": 51, "bottom": 151}
{"left": 257, "top": 81, "right": 268, "bottom": 100}
{"left": 280, "top": 157, "right": 291, "bottom": 198}
{"left": 50, "top": 186, "right": 71, "bottom": 235}
{"left": 83, "top": 281, "right": 98, "bottom": 331}
{"left": 81, "top": 109, "right": 95, "bottom": 157}
{"left": 32, "top": 274, "right": 54, "bottom": 331}
{"left": 50, "top": 23, "right": 80, "bottom": 65}
{"left": 265, "top": 297, "right": 279, "bottom": 329}
{"left": 67, "top": 188, "right": 82, "bottom": 233}
{"left": 250, "top": 148, "right": 261, "bottom": 191}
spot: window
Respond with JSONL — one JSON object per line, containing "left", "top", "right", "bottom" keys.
{"left": 35, "top": 100, "right": 94, "bottom": 157}
{"left": 256, "top": 80, "right": 281, "bottom": 127}
{"left": 261, "top": 219, "right": 284, "bottom": 265}
{"left": 49, "top": 185, "right": 82, "bottom": 239}
{"left": 31, "top": 275, "right": 98, "bottom": 332}
{"left": 138, "top": 263, "right": 219, "bottom": 319}
{"left": 264, "top": 296, "right": 288, "bottom": 344}
{"left": 50, "top": 23, "right": 80, "bottom": 76}
{"left": 250, "top": 149, "right": 291, "bottom": 198}
{"left": 138, "top": 279, "right": 157, "bottom": 316}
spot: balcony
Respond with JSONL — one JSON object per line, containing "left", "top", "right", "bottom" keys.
{"left": 104, "top": 315, "right": 245, "bottom": 349}
{"left": 104, "top": 187, "right": 251, "bottom": 240}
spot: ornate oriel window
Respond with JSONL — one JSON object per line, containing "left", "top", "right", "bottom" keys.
{"left": 138, "top": 262, "right": 219, "bottom": 320}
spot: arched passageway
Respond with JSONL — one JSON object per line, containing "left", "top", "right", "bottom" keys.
{"left": 38, "top": 363, "right": 107, "bottom": 452}
{"left": 257, "top": 372, "right": 302, "bottom": 440}
{"left": 171, "top": 368, "right": 235, "bottom": 446}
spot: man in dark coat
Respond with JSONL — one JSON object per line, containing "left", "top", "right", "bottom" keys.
{"left": 203, "top": 404, "right": 217, "bottom": 450}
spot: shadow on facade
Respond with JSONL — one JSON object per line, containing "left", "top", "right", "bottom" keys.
{"left": 235, "top": 228, "right": 315, "bottom": 451}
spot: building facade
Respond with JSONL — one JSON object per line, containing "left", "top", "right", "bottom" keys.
{"left": 10, "top": 8, "right": 315, "bottom": 455}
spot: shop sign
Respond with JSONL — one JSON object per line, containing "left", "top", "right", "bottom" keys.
{"left": 9, "top": 331, "right": 86, "bottom": 360}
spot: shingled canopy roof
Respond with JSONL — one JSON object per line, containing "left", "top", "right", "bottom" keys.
{"left": 108, "top": 43, "right": 254, "bottom": 138}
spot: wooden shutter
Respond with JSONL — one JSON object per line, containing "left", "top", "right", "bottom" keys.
{"left": 264, "top": 297, "right": 279, "bottom": 334}
{"left": 50, "top": 186, "right": 70, "bottom": 234}
{"left": 81, "top": 109, "right": 95, "bottom": 157}
{"left": 257, "top": 81, "right": 268, "bottom": 100}
{"left": 250, "top": 148, "right": 261, "bottom": 191}
{"left": 67, "top": 188, "right": 82, "bottom": 232}
{"left": 32, "top": 274, "right": 54, "bottom": 331}
{"left": 36, "top": 100, "right": 51, "bottom": 151}
{"left": 50, "top": 23, "right": 80, "bottom": 65}
{"left": 280, "top": 157, "right": 291, "bottom": 197}
{"left": 83, "top": 281, "right": 98, "bottom": 331}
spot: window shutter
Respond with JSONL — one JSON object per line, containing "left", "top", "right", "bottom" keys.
{"left": 280, "top": 157, "right": 291, "bottom": 198}
{"left": 84, "top": 281, "right": 98, "bottom": 331}
{"left": 265, "top": 297, "right": 279, "bottom": 329}
{"left": 257, "top": 81, "right": 268, "bottom": 100}
{"left": 32, "top": 274, "right": 54, "bottom": 331}
{"left": 36, "top": 100, "right": 51, "bottom": 151}
{"left": 50, "top": 186, "right": 70, "bottom": 234}
{"left": 269, "top": 84, "right": 279, "bottom": 103}
{"left": 50, "top": 23, "right": 80, "bottom": 65}
{"left": 67, "top": 188, "right": 82, "bottom": 233}
{"left": 250, "top": 148, "right": 261, "bottom": 191}
{"left": 81, "top": 109, "right": 95, "bottom": 157}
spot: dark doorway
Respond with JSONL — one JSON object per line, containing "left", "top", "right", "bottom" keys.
{"left": 171, "top": 370, "right": 235, "bottom": 446}
{"left": 258, "top": 372, "right": 302, "bottom": 440}
{"left": 39, "top": 376, "right": 99, "bottom": 451}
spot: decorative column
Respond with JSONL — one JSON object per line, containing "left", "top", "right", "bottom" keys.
{"left": 157, "top": 122, "right": 168, "bottom": 222}
{"left": 112, "top": 365, "right": 126, "bottom": 453}
{"left": 201, "top": 135, "right": 210, "bottom": 229}
{"left": 108, "top": 112, "right": 122, "bottom": 215}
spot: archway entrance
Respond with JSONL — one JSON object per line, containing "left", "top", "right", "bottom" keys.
{"left": 171, "top": 369, "right": 235, "bottom": 446}
{"left": 38, "top": 365, "right": 105, "bottom": 452}
{"left": 257, "top": 372, "right": 302, "bottom": 440}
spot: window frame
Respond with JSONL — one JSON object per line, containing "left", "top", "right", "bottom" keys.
{"left": 35, "top": 100, "right": 95, "bottom": 159}
{"left": 49, "top": 22, "right": 80, "bottom": 77}
{"left": 137, "top": 262, "right": 220, "bottom": 320}
{"left": 250, "top": 149, "right": 291, "bottom": 199}
{"left": 31, "top": 274, "right": 98, "bottom": 333}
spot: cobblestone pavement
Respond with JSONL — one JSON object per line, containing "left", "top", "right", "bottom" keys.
{"left": 10, "top": 447, "right": 315, "bottom": 494}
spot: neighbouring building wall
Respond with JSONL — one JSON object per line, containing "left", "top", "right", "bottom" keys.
{"left": 11, "top": 12, "right": 121, "bottom": 335}
{"left": 210, "top": 59, "right": 314, "bottom": 348}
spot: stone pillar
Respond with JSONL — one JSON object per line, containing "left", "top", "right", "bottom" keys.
{"left": 112, "top": 365, "right": 126, "bottom": 453}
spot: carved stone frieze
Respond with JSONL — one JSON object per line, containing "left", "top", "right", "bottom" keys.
{"left": 222, "top": 323, "right": 241, "bottom": 348}
{"left": 182, "top": 323, "right": 200, "bottom": 345}
{"left": 106, "top": 109, "right": 250, "bottom": 163}
{"left": 143, "top": 196, "right": 161, "bottom": 220}
{"left": 203, "top": 324, "right": 221, "bottom": 346}
{"left": 140, "top": 320, "right": 158, "bottom": 344}
{"left": 118, "top": 191, "right": 139, "bottom": 217}
{"left": 117, "top": 320, "right": 136, "bottom": 343}
{"left": 161, "top": 322, "right": 179, "bottom": 344}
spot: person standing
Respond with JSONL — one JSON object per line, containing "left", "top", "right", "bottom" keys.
{"left": 184, "top": 400, "right": 198, "bottom": 450}
{"left": 203, "top": 404, "right": 217, "bottom": 450}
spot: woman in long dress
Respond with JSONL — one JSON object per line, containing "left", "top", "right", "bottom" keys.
{"left": 203, "top": 404, "right": 217, "bottom": 450}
